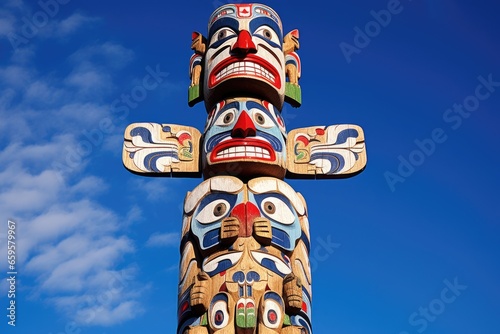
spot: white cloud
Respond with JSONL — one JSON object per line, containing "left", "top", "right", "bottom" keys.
{"left": 5, "top": 0, "right": 23, "bottom": 9}
{"left": 63, "top": 42, "right": 135, "bottom": 97}
{"left": 65, "top": 64, "right": 114, "bottom": 94}
{"left": 25, "top": 79, "right": 64, "bottom": 104}
{"left": 0, "top": 65, "right": 32, "bottom": 87}
{"left": 31, "top": 236, "right": 134, "bottom": 292}
{"left": 48, "top": 266, "right": 147, "bottom": 326}
{"left": 55, "top": 13, "right": 100, "bottom": 38}
{"left": 70, "top": 175, "right": 109, "bottom": 195}
{"left": 70, "top": 42, "right": 135, "bottom": 70}
{"left": 55, "top": 102, "right": 112, "bottom": 128}
{"left": 0, "top": 11, "right": 15, "bottom": 36}
{"left": 9, "top": 45, "right": 35, "bottom": 64}
{"left": 103, "top": 132, "right": 124, "bottom": 153}
{"left": 74, "top": 298, "right": 144, "bottom": 326}
{"left": 124, "top": 205, "right": 143, "bottom": 225}
{"left": 0, "top": 164, "right": 63, "bottom": 216}
{"left": 30, "top": 12, "right": 101, "bottom": 40}
{"left": 130, "top": 178, "right": 180, "bottom": 202}
{"left": 146, "top": 232, "right": 179, "bottom": 248}
{"left": 1, "top": 7, "right": 98, "bottom": 51}
{"left": 0, "top": 33, "right": 147, "bottom": 327}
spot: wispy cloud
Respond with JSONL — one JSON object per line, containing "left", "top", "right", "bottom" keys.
{"left": 64, "top": 42, "right": 135, "bottom": 96}
{"left": 0, "top": 8, "right": 146, "bottom": 326}
{"left": 0, "top": 64, "right": 32, "bottom": 87}
{"left": 54, "top": 12, "right": 100, "bottom": 38}
{"left": 5, "top": 0, "right": 24, "bottom": 9}
{"left": 146, "top": 232, "right": 180, "bottom": 248}
{"left": 69, "top": 41, "right": 135, "bottom": 70}
{"left": 1, "top": 2, "right": 99, "bottom": 51}
{"left": 0, "top": 11, "right": 15, "bottom": 36}
{"left": 130, "top": 178, "right": 178, "bottom": 202}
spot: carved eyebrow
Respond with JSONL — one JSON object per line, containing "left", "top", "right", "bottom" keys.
{"left": 247, "top": 178, "right": 305, "bottom": 215}
{"left": 246, "top": 101, "right": 279, "bottom": 126}
{"left": 249, "top": 17, "right": 283, "bottom": 43}
{"left": 212, "top": 101, "right": 239, "bottom": 120}
{"left": 184, "top": 176, "right": 244, "bottom": 214}
{"left": 208, "top": 17, "right": 240, "bottom": 41}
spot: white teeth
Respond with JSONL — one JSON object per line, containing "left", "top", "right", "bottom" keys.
{"left": 216, "top": 146, "right": 271, "bottom": 159}
{"left": 215, "top": 61, "right": 275, "bottom": 82}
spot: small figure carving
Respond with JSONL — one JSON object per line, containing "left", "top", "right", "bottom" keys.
{"left": 190, "top": 31, "right": 206, "bottom": 87}
{"left": 283, "top": 30, "right": 300, "bottom": 86}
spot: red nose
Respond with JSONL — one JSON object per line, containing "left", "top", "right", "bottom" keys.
{"left": 231, "top": 30, "right": 257, "bottom": 54}
{"left": 231, "top": 202, "right": 260, "bottom": 237}
{"left": 231, "top": 111, "right": 256, "bottom": 138}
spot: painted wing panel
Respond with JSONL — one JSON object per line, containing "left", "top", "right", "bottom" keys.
{"left": 122, "top": 123, "right": 201, "bottom": 176}
{"left": 286, "top": 124, "right": 367, "bottom": 179}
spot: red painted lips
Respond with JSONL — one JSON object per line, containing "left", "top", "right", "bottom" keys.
{"left": 209, "top": 55, "right": 281, "bottom": 89}
{"left": 210, "top": 139, "right": 276, "bottom": 162}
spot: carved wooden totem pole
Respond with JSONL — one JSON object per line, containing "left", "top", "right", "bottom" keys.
{"left": 122, "top": 4, "right": 367, "bottom": 333}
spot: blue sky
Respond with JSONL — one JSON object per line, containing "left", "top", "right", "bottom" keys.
{"left": 0, "top": 0, "right": 499, "bottom": 333}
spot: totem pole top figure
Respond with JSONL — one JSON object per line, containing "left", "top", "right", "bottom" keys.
{"left": 188, "top": 3, "right": 302, "bottom": 112}
{"left": 123, "top": 3, "right": 366, "bottom": 182}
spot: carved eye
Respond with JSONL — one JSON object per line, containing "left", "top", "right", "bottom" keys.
{"left": 263, "top": 296, "right": 282, "bottom": 329}
{"left": 260, "top": 197, "right": 295, "bottom": 225}
{"left": 215, "top": 109, "right": 236, "bottom": 126}
{"left": 251, "top": 110, "right": 274, "bottom": 128}
{"left": 255, "top": 113, "right": 265, "bottom": 125}
{"left": 223, "top": 113, "right": 234, "bottom": 124}
{"left": 210, "top": 28, "right": 237, "bottom": 46}
{"left": 213, "top": 202, "right": 227, "bottom": 217}
{"left": 196, "top": 199, "right": 231, "bottom": 224}
{"left": 211, "top": 299, "right": 229, "bottom": 329}
{"left": 254, "top": 26, "right": 280, "bottom": 45}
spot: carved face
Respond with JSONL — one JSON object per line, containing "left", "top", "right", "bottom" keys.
{"left": 180, "top": 176, "right": 312, "bottom": 333}
{"left": 183, "top": 176, "right": 305, "bottom": 256}
{"left": 202, "top": 98, "right": 287, "bottom": 178}
{"left": 204, "top": 3, "right": 285, "bottom": 110}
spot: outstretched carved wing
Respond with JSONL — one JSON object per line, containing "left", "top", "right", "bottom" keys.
{"left": 286, "top": 124, "right": 367, "bottom": 178}
{"left": 122, "top": 123, "right": 201, "bottom": 176}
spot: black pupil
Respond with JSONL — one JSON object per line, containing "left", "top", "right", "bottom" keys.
{"left": 224, "top": 114, "right": 232, "bottom": 123}
{"left": 218, "top": 31, "right": 226, "bottom": 39}
{"left": 265, "top": 202, "right": 275, "bottom": 213}
{"left": 257, "top": 114, "right": 264, "bottom": 124}
{"left": 264, "top": 30, "right": 272, "bottom": 39}
{"left": 214, "top": 203, "right": 226, "bottom": 216}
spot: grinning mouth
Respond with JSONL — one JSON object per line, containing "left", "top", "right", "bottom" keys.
{"left": 210, "top": 139, "right": 276, "bottom": 162}
{"left": 215, "top": 61, "right": 275, "bottom": 83}
{"left": 209, "top": 55, "right": 281, "bottom": 89}
{"left": 217, "top": 145, "right": 271, "bottom": 159}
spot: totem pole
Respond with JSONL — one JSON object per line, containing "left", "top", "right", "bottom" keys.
{"left": 122, "top": 4, "right": 367, "bottom": 333}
